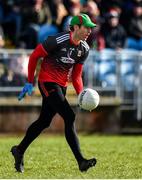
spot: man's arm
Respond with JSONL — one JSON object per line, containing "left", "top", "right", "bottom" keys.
{"left": 18, "top": 44, "right": 48, "bottom": 101}
{"left": 72, "top": 63, "right": 83, "bottom": 95}
{"left": 28, "top": 44, "right": 48, "bottom": 83}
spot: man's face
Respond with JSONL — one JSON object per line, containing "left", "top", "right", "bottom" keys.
{"left": 109, "top": 17, "right": 119, "bottom": 27}
{"left": 134, "top": 6, "right": 142, "bottom": 16}
{"left": 75, "top": 25, "right": 92, "bottom": 41}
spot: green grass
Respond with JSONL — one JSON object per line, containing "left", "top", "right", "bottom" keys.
{"left": 0, "top": 134, "right": 142, "bottom": 179}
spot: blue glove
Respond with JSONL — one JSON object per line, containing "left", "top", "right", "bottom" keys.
{"left": 18, "top": 83, "right": 34, "bottom": 101}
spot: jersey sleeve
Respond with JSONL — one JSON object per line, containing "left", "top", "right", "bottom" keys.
{"left": 79, "top": 50, "right": 89, "bottom": 64}
{"left": 42, "top": 36, "right": 58, "bottom": 53}
{"left": 78, "top": 41, "right": 90, "bottom": 64}
{"left": 28, "top": 44, "right": 47, "bottom": 83}
{"left": 72, "top": 63, "right": 84, "bottom": 95}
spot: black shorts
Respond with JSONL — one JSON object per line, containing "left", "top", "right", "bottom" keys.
{"left": 38, "top": 81, "right": 75, "bottom": 123}
{"left": 38, "top": 81, "right": 67, "bottom": 99}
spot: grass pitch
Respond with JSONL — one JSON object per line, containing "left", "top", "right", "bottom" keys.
{"left": 0, "top": 133, "right": 142, "bottom": 179}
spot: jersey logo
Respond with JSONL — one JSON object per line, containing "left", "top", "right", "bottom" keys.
{"left": 68, "top": 48, "right": 75, "bottom": 56}
{"left": 77, "top": 50, "right": 82, "bottom": 57}
{"left": 60, "top": 57, "right": 75, "bottom": 64}
{"left": 61, "top": 48, "right": 67, "bottom": 52}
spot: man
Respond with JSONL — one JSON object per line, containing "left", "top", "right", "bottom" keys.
{"left": 102, "top": 8, "right": 126, "bottom": 50}
{"left": 10, "top": 13, "right": 97, "bottom": 173}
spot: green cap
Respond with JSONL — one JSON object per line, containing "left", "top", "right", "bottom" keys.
{"left": 70, "top": 13, "right": 97, "bottom": 28}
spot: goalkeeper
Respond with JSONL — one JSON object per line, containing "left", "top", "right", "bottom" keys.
{"left": 11, "top": 13, "right": 97, "bottom": 173}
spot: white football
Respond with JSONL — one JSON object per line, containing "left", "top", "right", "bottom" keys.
{"left": 78, "top": 88, "right": 100, "bottom": 111}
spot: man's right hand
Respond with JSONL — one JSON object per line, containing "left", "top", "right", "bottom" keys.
{"left": 18, "top": 83, "right": 34, "bottom": 101}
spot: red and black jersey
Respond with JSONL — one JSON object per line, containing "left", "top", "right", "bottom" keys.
{"left": 28, "top": 31, "right": 90, "bottom": 94}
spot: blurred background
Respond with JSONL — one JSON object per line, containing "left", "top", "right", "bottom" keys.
{"left": 0, "top": 0, "right": 142, "bottom": 134}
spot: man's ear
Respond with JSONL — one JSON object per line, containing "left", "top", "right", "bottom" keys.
{"left": 74, "top": 24, "right": 80, "bottom": 30}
